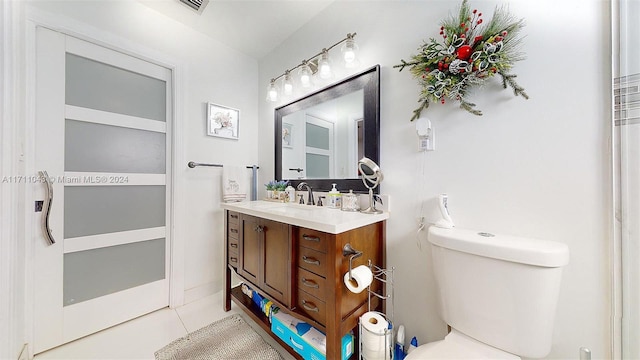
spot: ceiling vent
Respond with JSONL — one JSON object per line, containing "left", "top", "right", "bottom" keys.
{"left": 178, "top": 0, "right": 209, "bottom": 13}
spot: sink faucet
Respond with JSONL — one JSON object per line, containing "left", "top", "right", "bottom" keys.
{"left": 296, "top": 182, "right": 315, "bottom": 205}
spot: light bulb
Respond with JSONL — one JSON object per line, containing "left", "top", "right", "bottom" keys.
{"left": 267, "top": 80, "right": 278, "bottom": 102}
{"left": 341, "top": 35, "right": 359, "bottom": 68}
{"left": 298, "top": 62, "right": 312, "bottom": 88}
{"left": 318, "top": 50, "right": 332, "bottom": 80}
{"left": 283, "top": 71, "right": 293, "bottom": 95}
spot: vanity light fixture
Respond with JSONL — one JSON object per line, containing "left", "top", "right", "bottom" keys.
{"left": 318, "top": 49, "right": 332, "bottom": 80}
{"left": 267, "top": 80, "right": 278, "bottom": 102}
{"left": 341, "top": 33, "right": 359, "bottom": 67}
{"left": 283, "top": 70, "right": 294, "bottom": 96}
{"left": 298, "top": 61, "right": 313, "bottom": 88}
{"left": 266, "top": 32, "right": 359, "bottom": 102}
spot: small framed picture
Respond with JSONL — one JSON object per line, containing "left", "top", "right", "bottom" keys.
{"left": 207, "top": 102, "right": 239, "bottom": 140}
{"left": 282, "top": 122, "right": 293, "bottom": 148}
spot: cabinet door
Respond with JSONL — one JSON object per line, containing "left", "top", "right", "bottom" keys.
{"left": 238, "top": 215, "right": 260, "bottom": 286}
{"left": 262, "top": 219, "right": 290, "bottom": 306}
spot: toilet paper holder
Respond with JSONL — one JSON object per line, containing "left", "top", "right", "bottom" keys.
{"left": 343, "top": 243, "right": 363, "bottom": 280}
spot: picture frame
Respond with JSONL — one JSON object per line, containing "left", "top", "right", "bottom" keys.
{"left": 282, "top": 122, "right": 293, "bottom": 148}
{"left": 207, "top": 102, "right": 239, "bottom": 140}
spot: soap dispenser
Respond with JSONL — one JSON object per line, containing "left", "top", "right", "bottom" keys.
{"left": 327, "top": 183, "right": 342, "bottom": 209}
{"left": 285, "top": 185, "right": 296, "bottom": 203}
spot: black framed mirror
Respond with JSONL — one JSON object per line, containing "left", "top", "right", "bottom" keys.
{"left": 275, "top": 65, "right": 380, "bottom": 193}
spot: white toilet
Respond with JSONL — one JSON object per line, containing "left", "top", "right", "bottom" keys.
{"left": 406, "top": 226, "right": 569, "bottom": 359}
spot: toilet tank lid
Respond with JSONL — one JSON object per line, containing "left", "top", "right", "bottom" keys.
{"left": 428, "top": 227, "right": 569, "bottom": 267}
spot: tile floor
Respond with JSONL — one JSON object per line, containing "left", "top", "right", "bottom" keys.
{"left": 34, "top": 290, "right": 296, "bottom": 360}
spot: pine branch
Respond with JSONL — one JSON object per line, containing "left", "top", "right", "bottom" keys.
{"left": 460, "top": 100, "right": 483, "bottom": 116}
{"left": 393, "top": 59, "right": 421, "bottom": 72}
{"left": 410, "top": 100, "right": 430, "bottom": 121}
{"left": 499, "top": 71, "right": 529, "bottom": 99}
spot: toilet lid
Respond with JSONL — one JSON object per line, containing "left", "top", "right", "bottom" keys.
{"left": 404, "top": 330, "right": 520, "bottom": 360}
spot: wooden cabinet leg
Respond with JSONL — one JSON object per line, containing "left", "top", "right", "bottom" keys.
{"left": 327, "top": 329, "right": 340, "bottom": 360}
{"left": 224, "top": 265, "right": 231, "bottom": 311}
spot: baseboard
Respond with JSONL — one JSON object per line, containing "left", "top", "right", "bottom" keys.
{"left": 17, "top": 343, "right": 28, "bottom": 360}
{"left": 183, "top": 282, "right": 218, "bottom": 305}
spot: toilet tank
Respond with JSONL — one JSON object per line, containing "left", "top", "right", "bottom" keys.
{"left": 428, "top": 227, "right": 569, "bottom": 358}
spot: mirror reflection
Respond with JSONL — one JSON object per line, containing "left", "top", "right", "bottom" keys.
{"left": 275, "top": 65, "right": 380, "bottom": 193}
{"left": 281, "top": 89, "right": 364, "bottom": 180}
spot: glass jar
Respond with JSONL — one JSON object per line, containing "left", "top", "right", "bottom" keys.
{"left": 341, "top": 190, "right": 359, "bottom": 212}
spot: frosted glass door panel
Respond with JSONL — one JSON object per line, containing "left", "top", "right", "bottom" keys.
{"left": 65, "top": 120, "right": 166, "bottom": 174}
{"left": 306, "top": 123, "right": 330, "bottom": 150}
{"left": 65, "top": 54, "right": 166, "bottom": 121}
{"left": 64, "top": 186, "right": 165, "bottom": 238}
{"left": 63, "top": 239, "right": 165, "bottom": 306}
{"left": 306, "top": 154, "right": 330, "bottom": 178}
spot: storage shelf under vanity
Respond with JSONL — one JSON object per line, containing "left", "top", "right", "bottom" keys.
{"left": 221, "top": 201, "right": 388, "bottom": 360}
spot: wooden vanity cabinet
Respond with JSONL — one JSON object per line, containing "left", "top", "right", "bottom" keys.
{"left": 237, "top": 213, "right": 293, "bottom": 307}
{"left": 224, "top": 209, "right": 386, "bottom": 360}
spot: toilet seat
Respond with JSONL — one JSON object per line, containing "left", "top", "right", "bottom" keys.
{"left": 404, "top": 329, "right": 520, "bottom": 360}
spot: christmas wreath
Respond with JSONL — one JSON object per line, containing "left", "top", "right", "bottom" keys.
{"left": 395, "top": 0, "right": 528, "bottom": 118}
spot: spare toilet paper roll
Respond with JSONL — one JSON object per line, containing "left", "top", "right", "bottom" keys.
{"left": 361, "top": 312, "right": 390, "bottom": 360}
{"left": 343, "top": 265, "right": 373, "bottom": 293}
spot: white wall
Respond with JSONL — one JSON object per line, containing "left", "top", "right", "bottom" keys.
{"left": 21, "top": 0, "right": 258, "bottom": 318}
{"left": 619, "top": 0, "right": 640, "bottom": 77}
{"left": 259, "top": 1, "right": 611, "bottom": 358}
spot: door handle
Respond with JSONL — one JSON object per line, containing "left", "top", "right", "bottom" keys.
{"left": 38, "top": 171, "right": 56, "bottom": 245}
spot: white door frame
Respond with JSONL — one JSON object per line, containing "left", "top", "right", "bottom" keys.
{"left": 23, "top": 7, "right": 186, "bottom": 356}
{"left": 1, "top": 1, "right": 28, "bottom": 359}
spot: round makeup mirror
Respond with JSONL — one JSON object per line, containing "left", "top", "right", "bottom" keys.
{"left": 358, "top": 157, "right": 383, "bottom": 214}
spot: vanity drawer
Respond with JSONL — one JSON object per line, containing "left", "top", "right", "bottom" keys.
{"left": 228, "top": 211, "right": 240, "bottom": 225}
{"left": 297, "top": 290, "right": 326, "bottom": 326}
{"left": 298, "top": 228, "right": 327, "bottom": 253}
{"left": 297, "top": 268, "right": 326, "bottom": 300}
{"left": 228, "top": 224, "right": 239, "bottom": 240}
{"left": 298, "top": 247, "right": 327, "bottom": 278}
{"left": 228, "top": 248, "right": 239, "bottom": 268}
{"left": 228, "top": 237, "right": 239, "bottom": 252}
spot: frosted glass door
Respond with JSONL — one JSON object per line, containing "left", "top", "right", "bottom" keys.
{"left": 305, "top": 115, "right": 334, "bottom": 179}
{"left": 34, "top": 28, "right": 172, "bottom": 353}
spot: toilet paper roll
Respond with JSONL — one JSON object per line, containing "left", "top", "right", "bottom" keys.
{"left": 361, "top": 312, "right": 390, "bottom": 360}
{"left": 343, "top": 265, "right": 373, "bottom": 293}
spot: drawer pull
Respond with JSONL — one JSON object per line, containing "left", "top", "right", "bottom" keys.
{"left": 302, "top": 256, "right": 320, "bottom": 266}
{"left": 229, "top": 243, "right": 238, "bottom": 248}
{"left": 230, "top": 214, "right": 238, "bottom": 219}
{"left": 301, "top": 278, "right": 319, "bottom": 289}
{"left": 302, "top": 234, "right": 320, "bottom": 242}
{"left": 230, "top": 228, "right": 238, "bottom": 234}
{"left": 230, "top": 257, "right": 237, "bottom": 262}
{"left": 254, "top": 225, "right": 264, "bottom": 233}
{"left": 302, "top": 299, "right": 319, "bottom": 312}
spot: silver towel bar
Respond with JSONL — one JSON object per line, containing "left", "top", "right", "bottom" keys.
{"left": 188, "top": 161, "right": 260, "bottom": 201}
{"left": 187, "top": 161, "right": 259, "bottom": 169}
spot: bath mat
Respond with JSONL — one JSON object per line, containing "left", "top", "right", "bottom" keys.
{"left": 155, "top": 314, "right": 283, "bottom": 360}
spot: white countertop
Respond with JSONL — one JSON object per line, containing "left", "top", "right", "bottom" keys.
{"left": 221, "top": 200, "right": 389, "bottom": 234}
